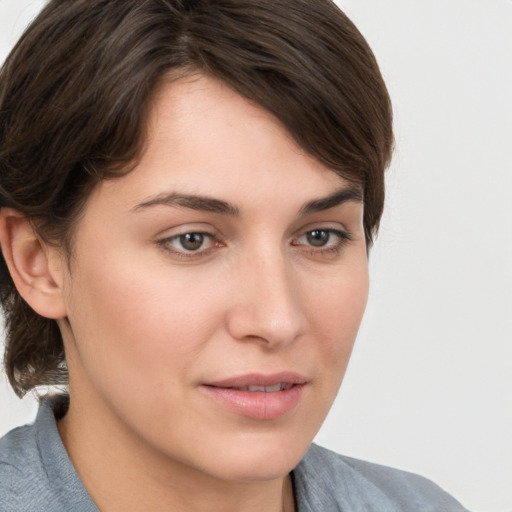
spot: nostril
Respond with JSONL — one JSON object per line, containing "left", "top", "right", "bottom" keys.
{"left": 226, "top": 302, "right": 305, "bottom": 348}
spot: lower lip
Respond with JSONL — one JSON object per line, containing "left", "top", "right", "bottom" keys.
{"left": 200, "top": 384, "right": 306, "bottom": 421}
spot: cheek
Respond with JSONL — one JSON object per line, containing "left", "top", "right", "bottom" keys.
{"left": 303, "top": 259, "right": 369, "bottom": 391}
{"left": 308, "top": 262, "right": 369, "bottom": 348}
{"left": 64, "top": 250, "right": 226, "bottom": 393}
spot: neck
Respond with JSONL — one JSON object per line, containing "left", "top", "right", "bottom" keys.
{"left": 57, "top": 393, "right": 296, "bottom": 512}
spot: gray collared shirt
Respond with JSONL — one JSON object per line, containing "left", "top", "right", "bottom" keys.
{"left": 0, "top": 396, "right": 469, "bottom": 511}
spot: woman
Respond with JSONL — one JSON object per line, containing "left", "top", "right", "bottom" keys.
{"left": 0, "top": 1, "right": 469, "bottom": 510}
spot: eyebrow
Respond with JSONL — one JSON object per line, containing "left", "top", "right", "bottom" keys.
{"left": 133, "top": 193, "right": 240, "bottom": 216}
{"left": 298, "top": 186, "right": 363, "bottom": 216}
{"left": 133, "top": 185, "right": 363, "bottom": 217}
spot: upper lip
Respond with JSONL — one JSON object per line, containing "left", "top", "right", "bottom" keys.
{"left": 203, "top": 372, "right": 308, "bottom": 389}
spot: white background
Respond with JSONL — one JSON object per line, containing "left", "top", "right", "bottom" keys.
{"left": 0, "top": 1, "right": 511, "bottom": 511}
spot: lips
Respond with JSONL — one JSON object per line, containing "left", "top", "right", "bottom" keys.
{"left": 204, "top": 372, "right": 307, "bottom": 389}
{"left": 200, "top": 372, "right": 308, "bottom": 421}
{"left": 235, "top": 383, "right": 293, "bottom": 392}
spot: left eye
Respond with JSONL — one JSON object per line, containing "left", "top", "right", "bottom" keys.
{"left": 304, "top": 229, "right": 332, "bottom": 247}
{"left": 296, "top": 229, "right": 345, "bottom": 248}
{"left": 165, "top": 232, "right": 213, "bottom": 252}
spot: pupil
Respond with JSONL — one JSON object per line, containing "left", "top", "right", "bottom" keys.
{"left": 180, "top": 233, "right": 204, "bottom": 251}
{"left": 307, "top": 230, "right": 329, "bottom": 247}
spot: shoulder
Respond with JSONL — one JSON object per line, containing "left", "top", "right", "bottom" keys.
{"left": 293, "top": 444, "right": 469, "bottom": 512}
{"left": 0, "top": 423, "right": 49, "bottom": 511}
{"left": 0, "top": 396, "right": 97, "bottom": 512}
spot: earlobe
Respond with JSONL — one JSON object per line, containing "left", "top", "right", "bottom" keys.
{"left": 0, "top": 208, "right": 67, "bottom": 319}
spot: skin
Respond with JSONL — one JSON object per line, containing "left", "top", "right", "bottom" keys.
{"left": 3, "top": 75, "right": 369, "bottom": 511}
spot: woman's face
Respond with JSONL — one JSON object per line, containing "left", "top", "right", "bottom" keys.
{"left": 58, "top": 75, "right": 369, "bottom": 482}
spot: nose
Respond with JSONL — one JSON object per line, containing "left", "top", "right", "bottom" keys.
{"left": 226, "top": 249, "right": 307, "bottom": 348}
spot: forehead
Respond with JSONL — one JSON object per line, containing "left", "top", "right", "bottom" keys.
{"left": 93, "top": 74, "right": 355, "bottom": 215}
{"left": 81, "top": 76, "right": 361, "bottom": 231}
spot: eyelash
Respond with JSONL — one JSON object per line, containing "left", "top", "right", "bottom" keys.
{"left": 291, "top": 228, "right": 353, "bottom": 257}
{"left": 157, "top": 232, "right": 220, "bottom": 260}
{"left": 157, "top": 228, "right": 353, "bottom": 260}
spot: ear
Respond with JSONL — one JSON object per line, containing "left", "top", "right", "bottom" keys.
{"left": 0, "top": 208, "right": 67, "bottom": 319}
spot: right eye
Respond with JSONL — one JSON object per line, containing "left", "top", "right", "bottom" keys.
{"left": 159, "top": 232, "right": 217, "bottom": 258}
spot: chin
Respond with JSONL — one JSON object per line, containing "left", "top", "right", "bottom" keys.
{"left": 196, "top": 431, "right": 312, "bottom": 483}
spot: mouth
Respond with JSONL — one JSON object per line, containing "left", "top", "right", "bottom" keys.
{"left": 200, "top": 373, "right": 308, "bottom": 421}
{"left": 204, "top": 371, "right": 308, "bottom": 389}
{"left": 220, "top": 383, "right": 294, "bottom": 392}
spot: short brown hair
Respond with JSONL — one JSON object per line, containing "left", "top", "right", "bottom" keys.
{"left": 0, "top": 0, "right": 393, "bottom": 396}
